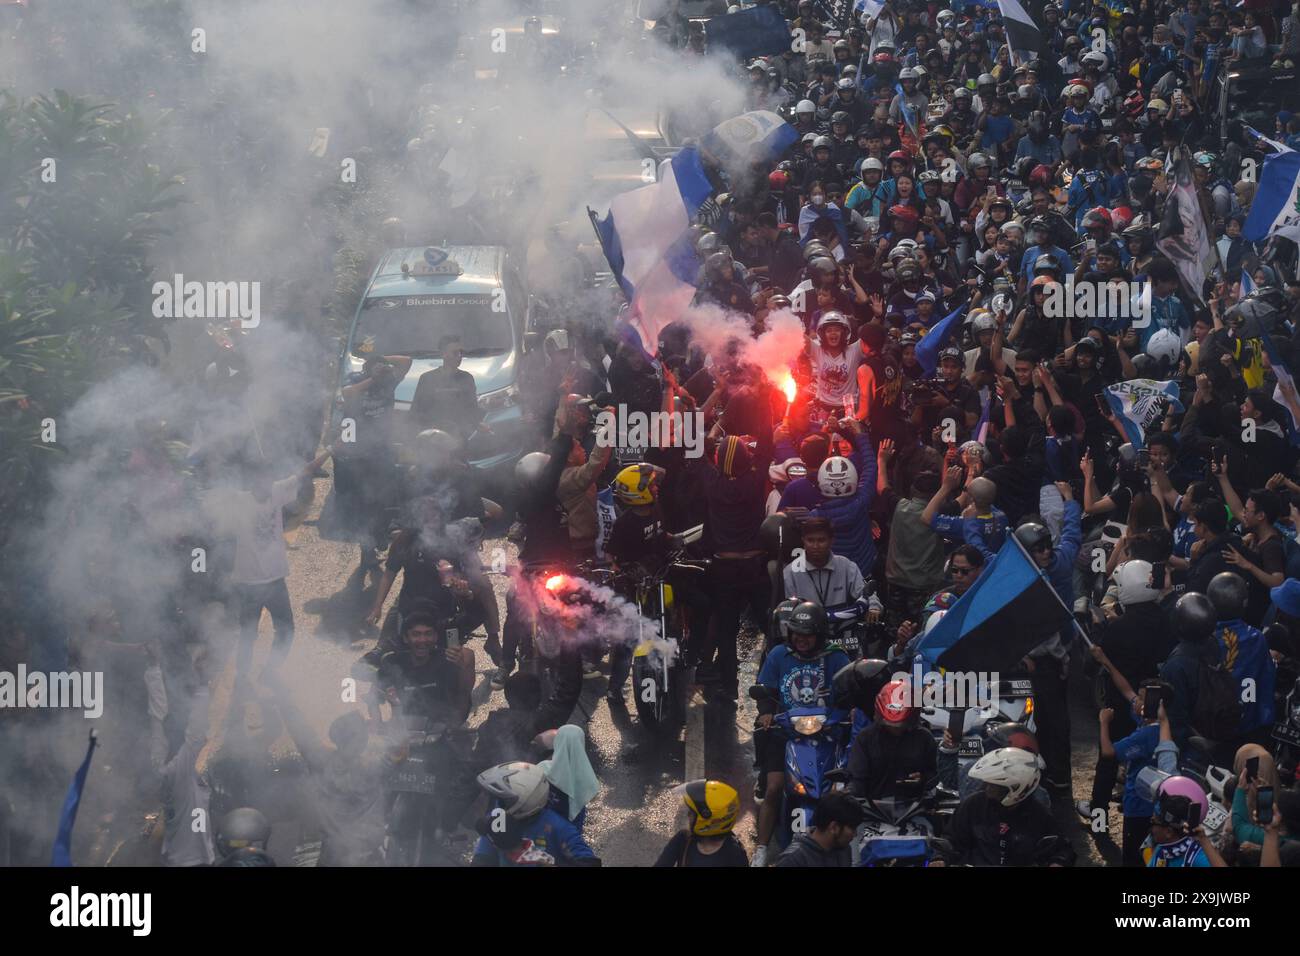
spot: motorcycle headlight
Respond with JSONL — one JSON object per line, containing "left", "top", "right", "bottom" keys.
{"left": 1023, "top": 697, "right": 1034, "bottom": 716}
{"left": 793, "top": 715, "right": 826, "bottom": 736}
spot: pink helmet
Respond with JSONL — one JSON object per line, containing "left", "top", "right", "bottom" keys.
{"left": 1154, "top": 776, "right": 1209, "bottom": 829}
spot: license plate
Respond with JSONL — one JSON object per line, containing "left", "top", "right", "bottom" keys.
{"left": 1006, "top": 679, "right": 1034, "bottom": 697}
{"left": 958, "top": 737, "right": 984, "bottom": 759}
{"left": 1203, "top": 803, "right": 1228, "bottom": 832}
{"left": 390, "top": 759, "right": 438, "bottom": 794}
{"left": 1273, "top": 721, "right": 1300, "bottom": 746}
{"left": 838, "top": 635, "right": 860, "bottom": 655}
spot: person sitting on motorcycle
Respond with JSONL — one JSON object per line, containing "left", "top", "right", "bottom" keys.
{"left": 471, "top": 762, "right": 599, "bottom": 867}
{"left": 781, "top": 516, "right": 881, "bottom": 616}
{"left": 1141, "top": 776, "right": 1228, "bottom": 867}
{"left": 848, "top": 679, "right": 938, "bottom": 801}
{"left": 948, "top": 748, "right": 1075, "bottom": 866}
{"left": 655, "top": 780, "right": 749, "bottom": 867}
{"left": 773, "top": 791, "right": 864, "bottom": 867}
{"left": 751, "top": 601, "right": 853, "bottom": 867}
{"left": 374, "top": 601, "right": 475, "bottom": 726}
{"left": 938, "top": 721, "right": 1051, "bottom": 808}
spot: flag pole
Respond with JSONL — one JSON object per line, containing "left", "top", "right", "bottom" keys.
{"left": 1009, "top": 525, "right": 1095, "bottom": 648}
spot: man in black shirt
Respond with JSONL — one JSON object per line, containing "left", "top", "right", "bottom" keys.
{"left": 773, "top": 792, "right": 863, "bottom": 867}
{"left": 410, "top": 335, "right": 483, "bottom": 441}
{"left": 375, "top": 605, "right": 475, "bottom": 726}
{"left": 914, "top": 347, "right": 980, "bottom": 436}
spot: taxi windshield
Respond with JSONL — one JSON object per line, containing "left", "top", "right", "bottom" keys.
{"left": 356, "top": 294, "right": 512, "bottom": 358}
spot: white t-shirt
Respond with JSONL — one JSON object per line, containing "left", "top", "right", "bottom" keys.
{"left": 203, "top": 476, "right": 302, "bottom": 585}
{"left": 808, "top": 339, "right": 862, "bottom": 407}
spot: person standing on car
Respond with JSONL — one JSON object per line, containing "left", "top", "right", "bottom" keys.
{"left": 410, "top": 334, "right": 483, "bottom": 442}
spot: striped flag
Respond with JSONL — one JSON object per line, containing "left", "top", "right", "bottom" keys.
{"left": 1103, "top": 379, "right": 1185, "bottom": 449}
{"left": 1156, "top": 148, "right": 1218, "bottom": 305}
{"left": 1258, "top": 334, "right": 1300, "bottom": 446}
{"left": 996, "top": 0, "right": 1043, "bottom": 62}
{"left": 1243, "top": 147, "right": 1300, "bottom": 246}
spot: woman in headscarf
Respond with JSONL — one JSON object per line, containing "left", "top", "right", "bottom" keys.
{"left": 539, "top": 724, "right": 600, "bottom": 833}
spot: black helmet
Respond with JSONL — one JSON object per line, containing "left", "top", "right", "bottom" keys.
{"left": 1207, "top": 572, "right": 1249, "bottom": 621}
{"left": 1014, "top": 522, "right": 1052, "bottom": 554}
{"left": 759, "top": 512, "right": 801, "bottom": 559}
{"left": 831, "top": 110, "right": 851, "bottom": 126}
{"left": 788, "top": 600, "right": 829, "bottom": 641}
{"left": 771, "top": 598, "right": 801, "bottom": 644}
{"left": 215, "top": 847, "right": 277, "bottom": 867}
{"left": 216, "top": 807, "right": 271, "bottom": 858}
{"left": 706, "top": 251, "right": 734, "bottom": 276}
{"left": 832, "top": 658, "right": 892, "bottom": 711}
{"left": 1171, "top": 592, "right": 1217, "bottom": 642}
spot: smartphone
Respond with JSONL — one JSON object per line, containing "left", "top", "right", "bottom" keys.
{"left": 1258, "top": 787, "right": 1275, "bottom": 822}
{"left": 1151, "top": 561, "right": 1167, "bottom": 590}
{"left": 1095, "top": 393, "right": 1110, "bottom": 415}
{"left": 445, "top": 628, "right": 460, "bottom": 650}
{"left": 986, "top": 185, "right": 997, "bottom": 197}
{"left": 1246, "top": 756, "right": 1260, "bottom": 783}
{"left": 1137, "top": 448, "right": 1150, "bottom": 469}
{"left": 947, "top": 707, "right": 968, "bottom": 742}
{"left": 1143, "top": 685, "right": 1162, "bottom": 721}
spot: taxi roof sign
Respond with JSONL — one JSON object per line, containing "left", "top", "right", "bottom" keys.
{"left": 404, "top": 247, "right": 463, "bottom": 277}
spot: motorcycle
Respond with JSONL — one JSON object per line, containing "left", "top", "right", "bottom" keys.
{"left": 380, "top": 709, "right": 460, "bottom": 867}
{"left": 850, "top": 787, "right": 962, "bottom": 866}
{"left": 825, "top": 582, "right": 889, "bottom": 661}
{"left": 751, "top": 686, "right": 853, "bottom": 845}
{"left": 920, "top": 676, "right": 1036, "bottom": 772}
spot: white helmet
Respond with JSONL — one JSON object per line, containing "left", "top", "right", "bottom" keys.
{"left": 899, "top": 66, "right": 919, "bottom": 81}
{"left": 1081, "top": 50, "right": 1108, "bottom": 69}
{"left": 476, "top": 761, "right": 550, "bottom": 819}
{"left": 889, "top": 239, "right": 918, "bottom": 260}
{"left": 969, "top": 747, "right": 1043, "bottom": 806}
{"left": 1146, "top": 328, "right": 1181, "bottom": 368}
{"left": 1115, "top": 560, "right": 1160, "bottom": 605}
{"left": 971, "top": 310, "right": 996, "bottom": 333}
{"left": 936, "top": 9, "right": 955, "bottom": 24}
{"left": 769, "top": 457, "right": 809, "bottom": 485}
{"left": 795, "top": 99, "right": 816, "bottom": 116}
{"left": 817, "top": 456, "right": 858, "bottom": 498}
{"left": 923, "top": 608, "right": 947, "bottom": 636}
{"left": 977, "top": 73, "right": 997, "bottom": 87}
{"left": 862, "top": 157, "right": 884, "bottom": 174}
{"left": 816, "top": 310, "right": 851, "bottom": 333}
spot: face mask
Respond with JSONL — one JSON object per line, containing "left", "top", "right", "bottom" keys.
{"left": 812, "top": 194, "right": 826, "bottom": 206}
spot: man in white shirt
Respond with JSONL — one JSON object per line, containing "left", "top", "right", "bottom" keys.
{"left": 204, "top": 447, "right": 332, "bottom": 677}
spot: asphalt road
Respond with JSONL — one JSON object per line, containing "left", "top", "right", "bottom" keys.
{"left": 179, "top": 470, "right": 1125, "bottom": 868}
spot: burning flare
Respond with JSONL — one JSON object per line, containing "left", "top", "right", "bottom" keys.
{"left": 779, "top": 372, "right": 797, "bottom": 405}
{"left": 544, "top": 574, "right": 566, "bottom": 592}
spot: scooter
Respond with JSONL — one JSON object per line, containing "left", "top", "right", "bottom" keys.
{"left": 381, "top": 709, "right": 457, "bottom": 866}
{"left": 751, "top": 686, "right": 853, "bottom": 845}
{"left": 849, "top": 786, "right": 962, "bottom": 866}
{"left": 920, "top": 676, "right": 1036, "bottom": 761}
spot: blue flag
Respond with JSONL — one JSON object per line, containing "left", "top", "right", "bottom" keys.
{"left": 914, "top": 304, "right": 967, "bottom": 376}
{"left": 1258, "top": 333, "right": 1300, "bottom": 446}
{"left": 51, "top": 731, "right": 97, "bottom": 867}
{"left": 915, "top": 536, "right": 1070, "bottom": 673}
{"left": 1243, "top": 148, "right": 1300, "bottom": 245}
{"left": 702, "top": 5, "right": 792, "bottom": 60}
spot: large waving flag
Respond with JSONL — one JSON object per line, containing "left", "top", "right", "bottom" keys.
{"left": 51, "top": 731, "right": 98, "bottom": 866}
{"left": 797, "top": 202, "right": 850, "bottom": 248}
{"left": 894, "top": 81, "right": 920, "bottom": 139}
{"left": 914, "top": 304, "right": 967, "bottom": 376}
{"left": 701, "top": 110, "right": 799, "bottom": 173}
{"left": 703, "top": 5, "right": 792, "bottom": 59}
{"left": 1243, "top": 148, "right": 1300, "bottom": 246}
{"left": 915, "top": 535, "right": 1072, "bottom": 672}
{"left": 1258, "top": 333, "right": 1300, "bottom": 446}
{"left": 1157, "top": 148, "right": 1218, "bottom": 305}
{"left": 996, "top": 0, "right": 1043, "bottom": 63}
{"left": 1103, "top": 378, "right": 1184, "bottom": 449}
{"left": 592, "top": 147, "right": 714, "bottom": 354}
{"left": 1244, "top": 125, "right": 1292, "bottom": 156}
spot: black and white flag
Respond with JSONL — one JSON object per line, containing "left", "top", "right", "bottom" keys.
{"left": 996, "top": 0, "right": 1043, "bottom": 62}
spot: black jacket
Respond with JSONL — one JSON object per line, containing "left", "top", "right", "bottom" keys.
{"left": 847, "top": 723, "right": 938, "bottom": 800}
{"left": 948, "top": 790, "right": 1075, "bottom": 867}
{"left": 773, "top": 833, "right": 852, "bottom": 867}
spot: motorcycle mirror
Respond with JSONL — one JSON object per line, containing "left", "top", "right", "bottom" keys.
{"left": 864, "top": 579, "right": 878, "bottom": 598}
{"left": 748, "top": 685, "right": 776, "bottom": 702}
{"left": 824, "top": 767, "right": 850, "bottom": 785}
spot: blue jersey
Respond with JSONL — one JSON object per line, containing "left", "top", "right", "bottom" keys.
{"left": 472, "top": 808, "right": 595, "bottom": 866}
{"left": 1143, "top": 835, "right": 1212, "bottom": 867}
{"left": 1114, "top": 722, "right": 1160, "bottom": 817}
{"left": 1214, "top": 619, "right": 1277, "bottom": 732}
{"left": 758, "top": 645, "right": 852, "bottom": 711}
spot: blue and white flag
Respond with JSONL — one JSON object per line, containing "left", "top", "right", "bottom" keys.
{"left": 593, "top": 147, "right": 714, "bottom": 355}
{"left": 914, "top": 304, "right": 967, "bottom": 376}
{"left": 1257, "top": 334, "right": 1300, "bottom": 446}
{"left": 1240, "top": 268, "right": 1255, "bottom": 297}
{"left": 51, "top": 731, "right": 97, "bottom": 867}
{"left": 1243, "top": 148, "right": 1300, "bottom": 246}
{"left": 894, "top": 81, "right": 920, "bottom": 138}
{"left": 1244, "top": 125, "right": 1293, "bottom": 155}
{"left": 701, "top": 110, "right": 799, "bottom": 171}
{"left": 1103, "top": 379, "right": 1185, "bottom": 448}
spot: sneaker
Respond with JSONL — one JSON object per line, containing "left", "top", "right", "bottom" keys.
{"left": 750, "top": 845, "right": 768, "bottom": 868}
{"left": 490, "top": 666, "right": 512, "bottom": 691}
{"left": 484, "top": 635, "right": 502, "bottom": 667}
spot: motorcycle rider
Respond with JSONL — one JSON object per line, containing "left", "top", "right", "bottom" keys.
{"left": 773, "top": 791, "right": 864, "bottom": 867}
{"left": 751, "top": 600, "right": 852, "bottom": 867}
{"left": 848, "top": 678, "right": 938, "bottom": 801}
{"left": 1207, "top": 571, "right": 1278, "bottom": 747}
{"left": 375, "top": 601, "right": 475, "bottom": 726}
{"left": 471, "top": 762, "right": 599, "bottom": 866}
{"left": 1141, "top": 776, "right": 1228, "bottom": 867}
{"left": 655, "top": 780, "right": 748, "bottom": 867}
{"left": 781, "top": 516, "right": 879, "bottom": 615}
{"left": 214, "top": 807, "right": 274, "bottom": 867}
{"left": 947, "top": 748, "right": 1075, "bottom": 866}
{"left": 938, "top": 721, "right": 1050, "bottom": 808}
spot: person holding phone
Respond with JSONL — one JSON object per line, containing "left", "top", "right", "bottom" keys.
{"left": 1229, "top": 744, "right": 1294, "bottom": 857}
{"left": 1097, "top": 682, "right": 1180, "bottom": 866}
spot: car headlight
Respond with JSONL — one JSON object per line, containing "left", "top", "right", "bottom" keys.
{"left": 793, "top": 715, "right": 826, "bottom": 736}
{"left": 478, "top": 383, "right": 519, "bottom": 410}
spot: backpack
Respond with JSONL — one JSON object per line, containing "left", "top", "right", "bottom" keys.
{"left": 1193, "top": 658, "right": 1243, "bottom": 741}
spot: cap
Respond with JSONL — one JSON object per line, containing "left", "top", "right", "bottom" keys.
{"left": 939, "top": 346, "right": 963, "bottom": 363}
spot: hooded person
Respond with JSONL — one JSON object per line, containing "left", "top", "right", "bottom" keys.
{"left": 538, "top": 724, "right": 600, "bottom": 833}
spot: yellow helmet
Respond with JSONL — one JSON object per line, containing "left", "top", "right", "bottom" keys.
{"left": 678, "top": 779, "right": 739, "bottom": 837}
{"left": 612, "top": 463, "right": 664, "bottom": 506}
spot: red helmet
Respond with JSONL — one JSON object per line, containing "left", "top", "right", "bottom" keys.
{"left": 769, "top": 169, "right": 789, "bottom": 189}
{"left": 1110, "top": 205, "right": 1133, "bottom": 231}
{"left": 873, "top": 51, "right": 895, "bottom": 64}
{"left": 1029, "top": 164, "right": 1054, "bottom": 187}
{"left": 874, "top": 679, "right": 916, "bottom": 725}
{"left": 1082, "top": 206, "right": 1112, "bottom": 231}
{"left": 887, "top": 148, "right": 911, "bottom": 164}
{"left": 888, "top": 204, "right": 918, "bottom": 224}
